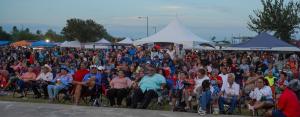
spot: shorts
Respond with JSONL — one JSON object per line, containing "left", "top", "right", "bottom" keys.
{"left": 272, "top": 110, "right": 286, "bottom": 117}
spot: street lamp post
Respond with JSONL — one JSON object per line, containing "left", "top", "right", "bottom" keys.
{"left": 153, "top": 26, "right": 157, "bottom": 33}
{"left": 138, "top": 16, "right": 149, "bottom": 37}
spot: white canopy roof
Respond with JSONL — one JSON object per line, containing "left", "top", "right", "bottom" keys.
{"left": 95, "top": 38, "right": 111, "bottom": 44}
{"left": 118, "top": 37, "right": 133, "bottom": 44}
{"left": 60, "top": 40, "right": 82, "bottom": 48}
{"left": 134, "top": 19, "right": 211, "bottom": 48}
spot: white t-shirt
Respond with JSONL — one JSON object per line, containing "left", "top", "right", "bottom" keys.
{"left": 219, "top": 73, "right": 228, "bottom": 86}
{"left": 249, "top": 86, "right": 273, "bottom": 101}
{"left": 221, "top": 82, "right": 240, "bottom": 98}
{"left": 167, "top": 50, "right": 175, "bottom": 60}
{"left": 36, "top": 72, "right": 53, "bottom": 82}
{"left": 194, "top": 75, "right": 210, "bottom": 93}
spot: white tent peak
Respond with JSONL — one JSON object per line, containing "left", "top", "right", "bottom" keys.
{"left": 134, "top": 19, "right": 211, "bottom": 48}
{"left": 118, "top": 37, "right": 133, "bottom": 44}
{"left": 95, "top": 38, "right": 111, "bottom": 44}
{"left": 60, "top": 40, "right": 81, "bottom": 48}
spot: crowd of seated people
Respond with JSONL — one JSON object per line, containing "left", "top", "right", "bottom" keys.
{"left": 0, "top": 46, "right": 300, "bottom": 117}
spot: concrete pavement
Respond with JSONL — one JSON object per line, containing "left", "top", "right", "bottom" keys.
{"left": 0, "top": 101, "right": 249, "bottom": 117}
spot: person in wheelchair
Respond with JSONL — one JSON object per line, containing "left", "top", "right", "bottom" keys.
{"left": 47, "top": 67, "right": 73, "bottom": 102}
{"left": 73, "top": 65, "right": 102, "bottom": 105}
{"left": 107, "top": 70, "right": 132, "bottom": 107}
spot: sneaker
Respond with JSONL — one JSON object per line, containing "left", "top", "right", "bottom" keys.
{"left": 197, "top": 107, "right": 201, "bottom": 114}
{"left": 199, "top": 111, "right": 206, "bottom": 116}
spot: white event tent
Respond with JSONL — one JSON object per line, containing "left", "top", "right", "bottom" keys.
{"left": 84, "top": 38, "right": 111, "bottom": 49}
{"left": 134, "top": 19, "right": 212, "bottom": 49}
{"left": 60, "top": 40, "right": 82, "bottom": 48}
{"left": 118, "top": 37, "right": 133, "bottom": 44}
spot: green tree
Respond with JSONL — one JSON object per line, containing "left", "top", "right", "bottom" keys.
{"left": 248, "top": 0, "right": 300, "bottom": 41}
{"left": 36, "top": 30, "right": 42, "bottom": 35}
{"left": 0, "top": 26, "right": 11, "bottom": 40}
{"left": 12, "top": 26, "right": 19, "bottom": 34}
{"left": 44, "top": 29, "right": 64, "bottom": 42}
{"left": 11, "top": 26, "right": 38, "bottom": 41}
{"left": 61, "top": 18, "right": 113, "bottom": 43}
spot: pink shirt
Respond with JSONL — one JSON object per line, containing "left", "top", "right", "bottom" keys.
{"left": 21, "top": 72, "right": 36, "bottom": 80}
{"left": 110, "top": 77, "right": 132, "bottom": 89}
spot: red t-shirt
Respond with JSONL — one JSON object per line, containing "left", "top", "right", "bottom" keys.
{"left": 278, "top": 88, "right": 300, "bottom": 117}
{"left": 73, "top": 69, "right": 89, "bottom": 81}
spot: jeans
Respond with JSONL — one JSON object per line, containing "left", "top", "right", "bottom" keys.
{"left": 218, "top": 96, "right": 238, "bottom": 113}
{"left": 198, "top": 90, "right": 211, "bottom": 111}
{"left": 47, "top": 85, "right": 65, "bottom": 99}
{"left": 17, "top": 80, "right": 31, "bottom": 95}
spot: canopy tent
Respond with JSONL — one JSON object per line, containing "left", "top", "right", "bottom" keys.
{"left": 31, "top": 40, "right": 55, "bottom": 47}
{"left": 95, "top": 38, "right": 111, "bottom": 45}
{"left": 117, "top": 37, "right": 133, "bottom": 44}
{"left": 0, "top": 41, "right": 10, "bottom": 46}
{"left": 231, "top": 32, "right": 300, "bottom": 51}
{"left": 134, "top": 19, "right": 212, "bottom": 49}
{"left": 84, "top": 38, "right": 111, "bottom": 49}
{"left": 60, "top": 40, "right": 82, "bottom": 48}
{"left": 10, "top": 40, "right": 31, "bottom": 47}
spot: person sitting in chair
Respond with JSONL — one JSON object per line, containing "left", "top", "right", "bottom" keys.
{"left": 73, "top": 65, "right": 102, "bottom": 105}
{"left": 218, "top": 73, "right": 240, "bottom": 114}
{"left": 47, "top": 67, "right": 73, "bottom": 102}
{"left": 32, "top": 64, "right": 53, "bottom": 99}
{"left": 248, "top": 77, "right": 274, "bottom": 112}
{"left": 107, "top": 70, "right": 132, "bottom": 107}
{"left": 131, "top": 65, "right": 166, "bottom": 109}
{"left": 15, "top": 66, "right": 37, "bottom": 98}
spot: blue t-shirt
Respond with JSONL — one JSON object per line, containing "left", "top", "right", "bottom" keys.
{"left": 51, "top": 74, "right": 73, "bottom": 87}
{"left": 139, "top": 74, "right": 166, "bottom": 93}
{"left": 82, "top": 73, "right": 102, "bottom": 85}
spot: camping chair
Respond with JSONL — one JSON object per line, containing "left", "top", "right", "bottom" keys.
{"left": 12, "top": 80, "right": 34, "bottom": 98}
{"left": 55, "top": 83, "right": 73, "bottom": 103}
{"left": 81, "top": 83, "right": 108, "bottom": 107}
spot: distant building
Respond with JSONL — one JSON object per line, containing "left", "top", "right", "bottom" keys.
{"left": 231, "top": 36, "right": 253, "bottom": 44}
{"left": 289, "top": 39, "right": 300, "bottom": 47}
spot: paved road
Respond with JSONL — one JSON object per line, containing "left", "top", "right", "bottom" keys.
{"left": 0, "top": 101, "right": 248, "bottom": 117}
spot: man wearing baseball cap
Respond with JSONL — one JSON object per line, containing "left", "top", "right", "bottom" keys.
{"left": 47, "top": 67, "right": 73, "bottom": 102}
{"left": 73, "top": 65, "right": 102, "bottom": 105}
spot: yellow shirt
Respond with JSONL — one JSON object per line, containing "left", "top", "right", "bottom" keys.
{"left": 264, "top": 76, "right": 275, "bottom": 86}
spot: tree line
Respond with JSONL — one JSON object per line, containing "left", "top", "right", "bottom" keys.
{"left": 0, "top": 18, "right": 118, "bottom": 43}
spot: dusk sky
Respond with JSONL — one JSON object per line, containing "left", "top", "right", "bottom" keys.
{"left": 0, "top": 0, "right": 299, "bottom": 40}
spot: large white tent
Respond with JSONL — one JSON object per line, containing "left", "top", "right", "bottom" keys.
{"left": 84, "top": 38, "right": 111, "bottom": 49}
{"left": 118, "top": 37, "right": 133, "bottom": 44}
{"left": 134, "top": 19, "right": 211, "bottom": 48}
{"left": 95, "top": 38, "right": 111, "bottom": 45}
{"left": 60, "top": 40, "right": 82, "bottom": 48}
